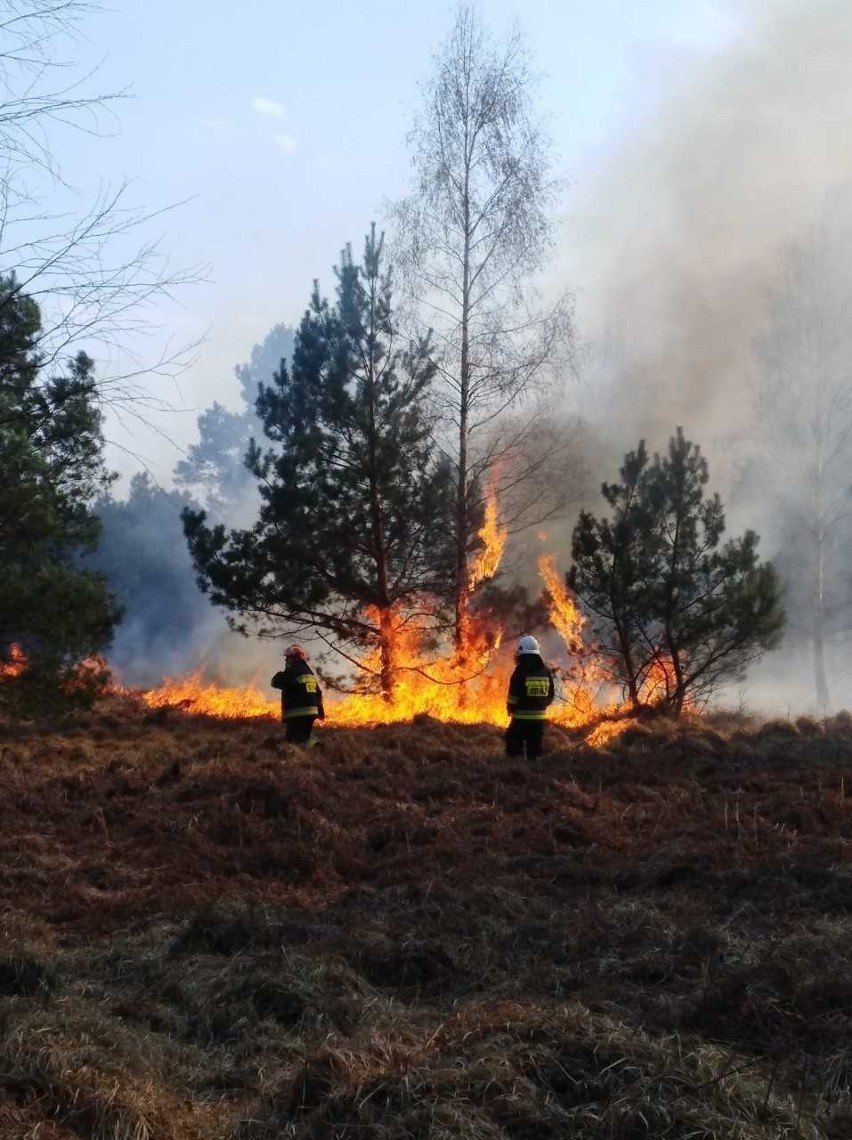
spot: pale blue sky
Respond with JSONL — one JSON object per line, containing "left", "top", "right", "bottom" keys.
{"left": 53, "top": 0, "right": 743, "bottom": 479}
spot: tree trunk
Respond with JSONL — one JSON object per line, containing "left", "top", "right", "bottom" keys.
{"left": 615, "top": 621, "right": 641, "bottom": 710}
{"left": 664, "top": 498, "right": 685, "bottom": 717}
{"left": 668, "top": 647, "right": 685, "bottom": 718}
{"left": 453, "top": 150, "right": 473, "bottom": 655}
{"left": 454, "top": 431, "right": 469, "bottom": 654}
{"left": 378, "top": 605, "right": 396, "bottom": 702}
{"left": 365, "top": 241, "right": 394, "bottom": 701}
{"left": 813, "top": 622, "right": 829, "bottom": 716}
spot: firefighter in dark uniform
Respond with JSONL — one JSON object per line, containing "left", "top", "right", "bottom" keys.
{"left": 505, "top": 635, "right": 555, "bottom": 760}
{"left": 271, "top": 645, "right": 325, "bottom": 745}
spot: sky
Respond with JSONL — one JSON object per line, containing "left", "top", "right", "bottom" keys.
{"left": 43, "top": 0, "right": 744, "bottom": 484}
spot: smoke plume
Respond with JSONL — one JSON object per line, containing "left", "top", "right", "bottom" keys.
{"left": 566, "top": 0, "right": 852, "bottom": 445}
{"left": 561, "top": 0, "right": 852, "bottom": 712}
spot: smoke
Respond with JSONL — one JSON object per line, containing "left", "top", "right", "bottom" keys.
{"left": 558, "top": 0, "right": 852, "bottom": 713}
{"left": 566, "top": 0, "right": 852, "bottom": 445}
{"left": 91, "top": 326, "right": 298, "bottom": 689}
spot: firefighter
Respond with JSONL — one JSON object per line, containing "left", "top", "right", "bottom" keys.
{"left": 270, "top": 645, "right": 325, "bottom": 745}
{"left": 505, "top": 635, "right": 555, "bottom": 761}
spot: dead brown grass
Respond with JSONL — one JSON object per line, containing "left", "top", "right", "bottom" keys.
{"left": 247, "top": 1000, "right": 827, "bottom": 1139}
{"left": 0, "top": 706, "right": 848, "bottom": 1136}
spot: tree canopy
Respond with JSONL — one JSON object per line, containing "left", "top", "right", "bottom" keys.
{"left": 183, "top": 226, "right": 454, "bottom": 697}
{"left": 570, "top": 429, "right": 785, "bottom": 716}
{"left": 394, "top": 3, "right": 571, "bottom": 648}
{"left": 0, "top": 276, "right": 120, "bottom": 694}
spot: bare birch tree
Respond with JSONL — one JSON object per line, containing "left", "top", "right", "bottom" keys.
{"left": 757, "top": 206, "right": 852, "bottom": 713}
{"left": 0, "top": 2, "right": 198, "bottom": 428}
{"left": 394, "top": 3, "right": 572, "bottom": 649}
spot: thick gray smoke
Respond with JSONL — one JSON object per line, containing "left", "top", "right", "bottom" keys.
{"left": 566, "top": 0, "right": 852, "bottom": 434}
{"left": 560, "top": 0, "right": 852, "bottom": 713}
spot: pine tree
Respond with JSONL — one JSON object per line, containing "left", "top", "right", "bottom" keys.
{"left": 570, "top": 429, "right": 784, "bottom": 715}
{"left": 569, "top": 442, "right": 654, "bottom": 711}
{"left": 0, "top": 276, "right": 120, "bottom": 695}
{"left": 183, "top": 227, "right": 454, "bottom": 698}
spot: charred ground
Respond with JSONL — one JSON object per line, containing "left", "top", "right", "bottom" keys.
{"left": 0, "top": 706, "right": 850, "bottom": 1138}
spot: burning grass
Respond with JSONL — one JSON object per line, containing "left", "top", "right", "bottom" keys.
{"left": 0, "top": 707, "right": 849, "bottom": 1136}
{"left": 132, "top": 521, "right": 617, "bottom": 729}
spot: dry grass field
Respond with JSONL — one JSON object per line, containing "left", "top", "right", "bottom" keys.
{"left": 0, "top": 700, "right": 850, "bottom": 1137}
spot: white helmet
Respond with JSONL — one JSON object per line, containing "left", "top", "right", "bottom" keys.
{"left": 517, "top": 635, "right": 541, "bottom": 655}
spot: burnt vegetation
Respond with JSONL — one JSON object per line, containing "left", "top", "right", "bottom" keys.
{"left": 0, "top": 705, "right": 849, "bottom": 1137}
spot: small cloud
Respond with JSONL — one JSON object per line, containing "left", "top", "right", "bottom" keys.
{"left": 252, "top": 97, "right": 286, "bottom": 118}
{"left": 200, "top": 116, "right": 230, "bottom": 129}
{"left": 275, "top": 132, "right": 298, "bottom": 155}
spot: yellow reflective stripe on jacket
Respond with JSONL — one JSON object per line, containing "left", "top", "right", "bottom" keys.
{"left": 283, "top": 708, "right": 318, "bottom": 719}
{"left": 511, "top": 711, "right": 547, "bottom": 721}
{"left": 524, "top": 678, "right": 550, "bottom": 697}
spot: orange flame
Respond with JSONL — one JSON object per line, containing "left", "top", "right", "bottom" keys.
{"left": 0, "top": 644, "right": 26, "bottom": 680}
{"left": 328, "top": 599, "right": 507, "bottom": 726}
{"left": 537, "top": 554, "right": 622, "bottom": 728}
{"left": 537, "top": 554, "right": 584, "bottom": 654}
{"left": 468, "top": 486, "right": 508, "bottom": 592}
{"left": 640, "top": 657, "right": 674, "bottom": 705}
{"left": 139, "top": 629, "right": 512, "bottom": 727}
{"left": 142, "top": 671, "right": 278, "bottom": 719}
{"left": 139, "top": 554, "right": 599, "bottom": 731}
{"left": 137, "top": 501, "right": 678, "bottom": 742}
{"left": 585, "top": 718, "right": 639, "bottom": 748}
{"left": 637, "top": 654, "right": 692, "bottom": 711}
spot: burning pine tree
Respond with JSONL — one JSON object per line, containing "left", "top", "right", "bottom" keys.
{"left": 178, "top": 395, "right": 784, "bottom": 726}
{"left": 183, "top": 226, "right": 457, "bottom": 701}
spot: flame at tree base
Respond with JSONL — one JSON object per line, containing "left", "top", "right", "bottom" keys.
{"left": 139, "top": 619, "right": 518, "bottom": 728}
{"left": 136, "top": 546, "right": 684, "bottom": 742}
{"left": 137, "top": 667, "right": 643, "bottom": 747}
{"left": 139, "top": 553, "right": 615, "bottom": 732}
{"left": 138, "top": 668, "right": 604, "bottom": 728}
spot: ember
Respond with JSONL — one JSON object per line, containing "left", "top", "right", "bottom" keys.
{"left": 0, "top": 644, "right": 26, "bottom": 680}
